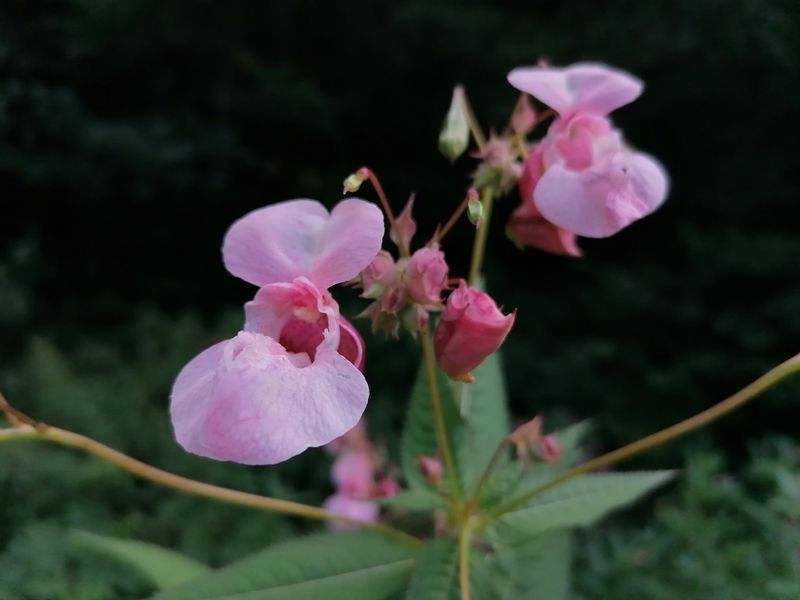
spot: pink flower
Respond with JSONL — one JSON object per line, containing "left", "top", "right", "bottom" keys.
{"left": 508, "top": 146, "right": 582, "bottom": 257}
{"left": 434, "top": 282, "right": 515, "bottom": 379}
{"left": 404, "top": 245, "right": 449, "bottom": 308}
{"left": 331, "top": 451, "right": 374, "bottom": 499}
{"left": 323, "top": 494, "right": 380, "bottom": 531}
{"left": 170, "top": 199, "right": 384, "bottom": 465}
{"left": 376, "top": 477, "right": 401, "bottom": 498}
{"left": 359, "top": 250, "right": 398, "bottom": 300}
{"left": 417, "top": 455, "right": 443, "bottom": 486}
{"left": 508, "top": 63, "right": 669, "bottom": 238}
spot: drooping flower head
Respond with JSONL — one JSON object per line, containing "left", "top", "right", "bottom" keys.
{"left": 170, "top": 198, "right": 384, "bottom": 465}
{"left": 508, "top": 62, "right": 669, "bottom": 239}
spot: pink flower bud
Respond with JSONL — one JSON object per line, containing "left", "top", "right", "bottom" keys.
{"left": 417, "top": 455, "right": 443, "bottom": 486}
{"left": 405, "top": 246, "right": 448, "bottom": 308}
{"left": 434, "top": 282, "right": 515, "bottom": 378}
{"left": 510, "top": 93, "right": 537, "bottom": 134}
{"left": 359, "top": 250, "right": 398, "bottom": 299}
{"left": 509, "top": 415, "right": 561, "bottom": 465}
{"left": 331, "top": 451, "right": 374, "bottom": 499}
{"left": 376, "top": 477, "right": 401, "bottom": 498}
{"left": 390, "top": 195, "right": 417, "bottom": 256}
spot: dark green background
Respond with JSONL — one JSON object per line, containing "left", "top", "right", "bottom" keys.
{"left": 1, "top": 1, "right": 798, "bottom": 598}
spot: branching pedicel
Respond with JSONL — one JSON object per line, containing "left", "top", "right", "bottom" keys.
{"left": 0, "top": 61, "right": 797, "bottom": 600}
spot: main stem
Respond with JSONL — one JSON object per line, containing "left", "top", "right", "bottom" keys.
{"left": 492, "top": 352, "right": 800, "bottom": 517}
{"left": 458, "top": 517, "right": 477, "bottom": 600}
{"left": 467, "top": 188, "right": 495, "bottom": 285}
{"left": 0, "top": 424, "right": 420, "bottom": 547}
{"left": 420, "top": 326, "right": 462, "bottom": 504}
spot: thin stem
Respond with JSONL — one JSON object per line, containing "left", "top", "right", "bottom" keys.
{"left": 357, "top": 167, "right": 396, "bottom": 231}
{"left": 467, "top": 188, "right": 495, "bottom": 285}
{"left": 458, "top": 518, "right": 476, "bottom": 600}
{"left": 435, "top": 189, "right": 478, "bottom": 244}
{"left": 420, "top": 325, "right": 462, "bottom": 504}
{"left": 466, "top": 438, "right": 509, "bottom": 506}
{"left": 0, "top": 423, "right": 421, "bottom": 547}
{"left": 0, "top": 393, "right": 30, "bottom": 428}
{"left": 460, "top": 91, "right": 486, "bottom": 152}
{"left": 491, "top": 352, "right": 800, "bottom": 517}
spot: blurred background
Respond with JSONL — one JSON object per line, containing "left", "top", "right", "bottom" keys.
{"left": 1, "top": 1, "right": 798, "bottom": 598}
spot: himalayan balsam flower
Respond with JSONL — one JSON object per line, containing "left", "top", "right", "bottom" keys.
{"left": 508, "top": 62, "right": 669, "bottom": 238}
{"left": 170, "top": 199, "right": 384, "bottom": 465}
{"left": 434, "top": 282, "right": 515, "bottom": 379}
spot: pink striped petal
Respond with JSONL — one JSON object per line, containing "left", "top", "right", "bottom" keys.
{"left": 223, "top": 198, "right": 384, "bottom": 288}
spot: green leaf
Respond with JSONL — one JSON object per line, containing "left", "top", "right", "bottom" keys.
{"left": 401, "top": 362, "right": 463, "bottom": 491}
{"left": 376, "top": 489, "right": 448, "bottom": 512}
{"left": 556, "top": 419, "right": 591, "bottom": 466}
{"left": 478, "top": 462, "right": 524, "bottom": 509}
{"left": 151, "top": 532, "right": 419, "bottom": 600}
{"left": 456, "top": 350, "right": 510, "bottom": 489}
{"left": 69, "top": 530, "right": 210, "bottom": 590}
{"left": 495, "top": 471, "right": 676, "bottom": 539}
{"left": 406, "top": 538, "right": 457, "bottom": 599}
{"left": 488, "top": 531, "right": 571, "bottom": 600}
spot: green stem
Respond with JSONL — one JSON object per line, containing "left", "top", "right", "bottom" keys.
{"left": 491, "top": 352, "right": 800, "bottom": 517}
{"left": 467, "top": 188, "right": 495, "bottom": 285}
{"left": 458, "top": 517, "right": 477, "bottom": 600}
{"left": 420, "top": 326, "right": 462, "bottom": 504}
{"left": 0, "top": 424, "right": 421, "bottom": 547}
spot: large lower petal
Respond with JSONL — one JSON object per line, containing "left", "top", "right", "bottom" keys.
{"left": 170, "top": 332, "right": 369, "bottom": 465}
{"left": 223, "top": 198, "right": 384, "bottom": 289}
{"left": 534, "top": 151, "right": 669, "bottom": 238}
{"left": 508, "top": 63, "right": 643, "bottom": 118}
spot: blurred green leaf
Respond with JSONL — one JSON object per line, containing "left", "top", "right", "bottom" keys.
{"left": 151, "top": 532, "right": 418, "bottom": 600}
{"left": 376, "top": 489, "right": 448, "bottom": 512}
{"left": 70, "top": 530, "right": 209, "bottom": 590}
{"left": 488, "top": 531, "right": 572, "bottom": 600}
{"left": 495, "top": 471, "right": 675, "bottom": 538}
{"left": 406, "top": 538, "right": 457, "bottom": 599}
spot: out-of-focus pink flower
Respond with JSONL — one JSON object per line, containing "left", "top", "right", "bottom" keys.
{"left": 471, "top": 134, "right": 523, "bottom": 194}
{"left": 170, "top": 199, "right": 384, "bottom": 465}
{"left": 331, "top": 451, "right": 374, "bottom": 499}
{"left": 417, "top": 455, "right": 443, "bottom": 486}
{"left": 323, "top": 494, "right": 380, "bottom": 531}
{"left": 326, "top": 419, "right": 371, "bottom": 455}
{"left": 434, "top": 282, "right": 515, "bottom": 379}
{"left": 508, "top": 147, "right": 582, "bottom": 257}
{"left": 507, "top": 63, "right": 669, "bottom": 238}
{"left": 405, "top": 245, "right": 448, "bottom": 309}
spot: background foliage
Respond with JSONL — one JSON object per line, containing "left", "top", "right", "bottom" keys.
{"left": 1, "top": 0, "right": 798, "bottom": 597}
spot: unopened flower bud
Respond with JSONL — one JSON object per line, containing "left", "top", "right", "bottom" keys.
{"left": 434, "top": 281, "right": 515, "bottom": 379}
{"left": 376, "top": 477, "right": 401, "bottom": 498}
{"left": 390, "top": 195, "right": 417, "bottom": 256}
{"left": 466, "top": 190, "right": 483, "bottom": 227}
{"left": 405, "top": 245, "right": 449, "bottom": 308}
{"left": 510, "top": 93, "right": 537, "bottom": 134}
{"left": 508, "top": 415, "right": 561, "bottom": 465}
{"left": 343, "top": 171, "right": 368, "bottom": 194}
{"left": 417, "top": 455, "right": 443, "bottom": 486}
{"left": 438, "top": 85, "right": 470, "bottom": 161}
{"left": 359, "top": 250, "right": 398, "bottom": 299}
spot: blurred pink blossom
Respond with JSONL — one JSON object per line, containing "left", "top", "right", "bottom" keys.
{"left": 508, "top": 62, "right": 669, "bottom": 238}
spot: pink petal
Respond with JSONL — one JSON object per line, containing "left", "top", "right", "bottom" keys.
{"left": 223, "top": 198, "right": 384, "bottom": 288}
{"left": 338, "top": 316, "right": 366, "bottom": 371}
{"left": 534, "top": 151, "right": 669, "bottom": 238}
{"left": 323, "top": 494, "right": 379, "bottom": 531}
{"left": 508, "top": 63, "right": 643, "bottom": 118}
{"left": 169, "top": 332, "right": 368, "bottom": 465}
